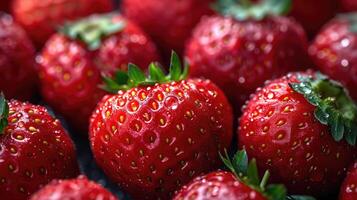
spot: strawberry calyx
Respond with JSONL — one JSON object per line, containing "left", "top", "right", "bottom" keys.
{"left": 101, "top": 51, "right": 188, "bottom": 93}
{"left": 0, "top": 93, "right": 9, "bottom": 134}
{"left": 214, "top": 0, "right": 291, "bottom": 20}
{"left": 289, "top": 73, "right": 357, "bottom": 146}
{"left": 220, "top": 149, "right": 315, "bottom": 200}
{"left": 61, "top": 13, "right": 126, "bottom": 50}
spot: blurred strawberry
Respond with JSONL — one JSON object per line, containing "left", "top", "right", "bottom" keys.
{"left": 0, "top": 94, "right": 79, "bottom": 200}
{"left": 309, "top": 13, "right": 357, "bottom": 101}
{"left": 122, "top": 0, "right": 214, "bottom": 58}
{"left": 30, "top": 176, "right": 118, "bottom": 200}
{"left": 185, "top": 0, "right": 311, "bottom": 114}
{"left": 238, "top": 71, "right": 356, "bottom": 198}
{"left": 0, "top": 12, "right": 37, "bottom": 101}
{"left": 38, "top": 13, "right": 160, "bottom": 132}
{"left": 12, "top": 0, "right": 114, "bottom": 47}
{"left": 289, "top": 0, "right": 338, "bottom": 37}
{"left": 340, "top": 0, "right": 357, "bottom": 12}
{"left": 0, "top": 1, "right": 10, "bottom": 11}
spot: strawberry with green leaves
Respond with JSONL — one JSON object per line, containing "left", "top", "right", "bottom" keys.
{"left": 0, "top": 94, "right": 79, "bottom": 200}
{"left": 38, "top": 13, "right": 160, "bottom": 132}
{"left": 238, "top": 71, "right": 356, "bottom": 198}
{"left": 185, "top": 0, "right": 311, "bottom": 114}
{"left": 89, "top": 52, "right": 233, "bottom": 199}
{"left": 173, "top": 149, "right": 315, "bottom": 200}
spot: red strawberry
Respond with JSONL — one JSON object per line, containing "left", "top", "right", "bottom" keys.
{"left": 340, "top": 0, "right": 357, "bottom": 12}
{"left": 339, "top": 161, "right": 357, "bottom": 200}
{"left": 173, "top": 149, "right": 315, "bottom": 200}
{"left": 289, "top": 0, "right": 338, "bottom": 37}
{"left": 185, "top": 0, "right": 311, "bottom": 114}
{"left": 89, "top": 52, "right": 233, "bottom": 199}
{"left": 238, "top": 71, "right": 357, "bottom": 198}
{"left": 30, "top": 175, "right": 118, "bottom": 200}
{"left": 0, "top": 13, "right": 37, "bottom": 101}
{"left": 12, "top": 0, "right": 114, "bottom": 47}
{"left": 122, "top": 0, "right": 213, "bottom": 58}
{"left": 0, "top": 94, "right": 79, "bottom": 200}
{"left": 309, "top": 13, "right": 357, "bottom": 102}
{"left": 38, "top": 13, "right": 160, "bottom": 132}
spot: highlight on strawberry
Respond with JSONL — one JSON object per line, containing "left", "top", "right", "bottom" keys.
{"left": 89, "top": 52, "right": 233, "bottom": 199}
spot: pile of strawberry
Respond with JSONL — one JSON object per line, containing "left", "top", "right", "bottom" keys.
{"left": 0, "top": 0, "right": 356, "bottom": 200}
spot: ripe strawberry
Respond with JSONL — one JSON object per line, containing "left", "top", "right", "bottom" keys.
{"left": 30, "top": 175, "right": 118, "bottom": 200}
{"left": 0, "top": 13, "right": 37, "bottom": 101}
{"left": 89, "top": 52, "right": 233, "bottom": 199}
{"left": 12, "top": 0, "right": 114, "bottom": 47}
{"left": 238, "top": 71, "right": 357, "bottom": 198}
{"left": 0, "top": 94, "right": 79, "bottom": 200}
{"left": 340, "top": 0, "right": 357, "bottom": 12}
{"left": 122, "top": 0, "right": 213, "bottom": 58}
{"left": 339, "top": 161, "right": 357, "bottom": 200}
{"left": 173, "top": 149, "right": 315, "bottom": 200}
{"left": 185, "top": 0, "right": 311, "bottom": 113}
{"left": 38, "top": 13, "right": 160, "bottom": 132}
{"left": 309, "top": 13, "right": 357, "bottom": 102}
{"left": 289, "top": 0, "right": 338, "bottom": 37}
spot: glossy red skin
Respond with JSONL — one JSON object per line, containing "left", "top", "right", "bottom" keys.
{"left": 309, "top": 17, "right": 357, "bottom": 102}
{"left": 0, "top": 100, "right": 79, "bottom": 200}
{"left": 173, "top": 171, "right": 267, "bottom": 200}
{"left": 339, "top": 161, "right": 357, "bottom": 200}
{"left": 0, "top": 13, "right": 37, "bottom": 101}
{"left": 12, "top": 0, "right": 114, "bottom": 47}
{"left": 340, "top": 0, "right": 357, "bottom": 12}
{"left": 238, "top": 72, "right": 356, "bottom": 197}
{"left": 38, "top": 16, "right": 160, "bottom": 132}
{"left": 122, "top": 0, "right": 213, "bottom": 58}
{"left": 186, "top": 15, "right": 311, "bottom": 113}
{"left": 290, "top": 0, "right": 338, "bottom": 37}
{"left": 89, "top": 79, "right": 233, "bottom": 199}
{"left": 30, "top": 175, "right": 118, "bottom": 200}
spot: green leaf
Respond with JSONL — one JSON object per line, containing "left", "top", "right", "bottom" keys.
{"left": 0, "top": 93, "right": 9, "bottom": 134}
{"left": 149, "top": 63, "right": 166, "bottom": 82}
{"left": 287, "top": 195, "right": 316, "bottom": 200}
{"left": 247, "top": 159, "right": 260, "bottom": 186}
{"left": 169, "top": 51, "right": 182, "bottom": 81}
{"left": 346, "top": 124, "right": 357, "bottom": 146}
{"left": 232, "top": 149, "right": 248, "bottom": 176}
{"left": 314, "top": 107, "right": 329, "bottom": 125}
{"left": 114, "top": 71, "right": 129, "bottom": 85}
{"left": 265, "top": 184, "right": 286, "bottom": 200}
{"left": 219, "top": 150, "right": 237, "bottom": 177}
{"left": 329, "top": 113, "right": 344, "bottom": 142}
{"left": 128, "top": 64, "right": 146, "bottom": 84}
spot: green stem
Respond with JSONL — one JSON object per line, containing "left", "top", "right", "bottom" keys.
{"left": 260, "top": 170, "right": 270, "bottom": 189}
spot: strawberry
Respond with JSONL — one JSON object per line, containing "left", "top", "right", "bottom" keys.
{"left": 289, "top": 0, "right": 338, "bottom": 37}
{"left": 0, "top": 13, "right": 37, "bottom": 101}
{"left": 309, "top": 13, "right": 357, "bottom": 102}
{"left": 30, "top": 175, "right": 118, "bottom": 200}
{"left": 173, "top": 149, "right": 315, "bottom": 200}
{"left": 122, "top": 0, "right": 214, "bottom": 58}
{"left": 339, "top": 161, "right": 357, "bottom": 200}
{"left": 238, "top": 71, "right": 357, "bottom": 198}
{"left": 12, "top": 0, "right": 114, "bottom": 47}
{"left": 89, "top": 52, "right": 233, "bottom": 199}
{"left": 185, "top": 0, "right": 311, "bottom": 114}
{"left": 0, "top": 94, "right": 79, "bottom": 200}
{"left": 340, "top": 0, "right": 357, "bottom": 12}
{"left": 38, "top": 13, "right": 160, "bottom": 132}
